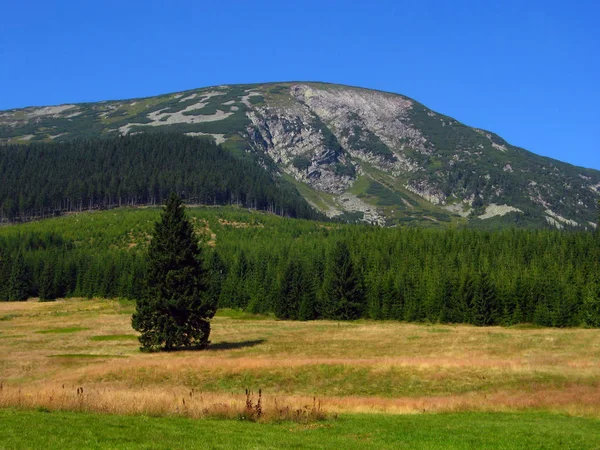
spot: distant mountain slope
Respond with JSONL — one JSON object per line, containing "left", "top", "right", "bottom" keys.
{"left": 1, "top": 82, "right": 598, "bottom": 228}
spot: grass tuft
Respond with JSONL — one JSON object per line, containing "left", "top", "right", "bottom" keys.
{"left": 89, "top": 334, "right": 138, "bottom": 342}
{"left": 0, "top": 314, "right": 21, "bottom": 321}
{"left": 37, "top": 327, "right": 89, "bottom": 334}
{"left": 48, "top": 354, "right": 127, "bottom": 359}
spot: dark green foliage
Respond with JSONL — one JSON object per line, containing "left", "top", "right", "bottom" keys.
{"left": 8, "top": 253, "right": 30, "bottom": 301}
{"left": 38, "top": 260, "right": 57, "bottom": 301}
{"left": 0, "top": 248, "right": 8, "bottom": 300}
{"left": 292, "top": 156, "right": 311, "bottom": 172}
{"left": 0, "top": 133, "right": 323, "bottom": 223}
{"left": 297, "top": 257, "right": 321, "bottom": 321}
{"left": 275, "top": 258, "right": 304, "bottom": 319}
{"left": 322, "top": 241, "right": 365, "bottom": 320}
{"left": 0, "top": 206, "right": 599, "bottom": 328}
{"left": 583, "top": 278, "right": 600, "bottom": 327}
{"left": 333, "top": 161, "right": 356, "bottom": 178}
{"left": 471, "top": 272, "right": 498, "bottom": 326}
{"left": 206, "top": 250, "right": 226, "bottom": 307}
{"left": 219, "top": 250, "right": 250, "bottom": 309}
{"left": 341, "top": 124, "right": 396, "bottom": 161}
{"left": 132, "top": 194, "right": 216, "bottom": 351}
{"left": 248, "top": 95, "right": 264, "bottom": 105}
{"left": 267, "top": 85, "right": 290, "bottom": 95}
{"left": 298, "top": 289, "right": 318, "bottom": 321}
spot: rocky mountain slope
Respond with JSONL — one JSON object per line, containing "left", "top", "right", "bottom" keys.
{"left": 1, "top": 82, "right": 598, "bottom": 228}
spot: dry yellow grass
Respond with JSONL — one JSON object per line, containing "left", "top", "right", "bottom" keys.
{"left": 1, "top": 298, "right": 599, "bottom": 418}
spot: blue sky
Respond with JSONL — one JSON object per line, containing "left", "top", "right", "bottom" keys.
{"left": 1, "top": 0, "right": 599, "bottom": 169}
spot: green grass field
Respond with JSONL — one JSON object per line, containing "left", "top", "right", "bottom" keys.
{"left": 1, "top": 410, "right": 599, "bottom": 450}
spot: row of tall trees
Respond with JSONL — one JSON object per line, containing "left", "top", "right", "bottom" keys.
{"left": 0, "top": 247, "right": 146, "bottom": 302}
{"left": 0, "top": 133, "right": 322, "bottom": 222}
{"left": 215, "top": 240, "right": 600, "bottom": 327}
{"left": 1, "top": 210, "right": 599, "bottom": 327}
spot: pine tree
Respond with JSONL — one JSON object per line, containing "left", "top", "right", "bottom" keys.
{"left": 322, "top": 240, "right": 365, "bottom": 320}
{"left": 387, "top": 274, "right": 404, "bottom": 320}
{"left": 246, "top": 254, "right": 269, "bottom": 314}
{"left": 509, "top": 276, "right": 526, "bottom": 324}
{"left": 275, "top": 258, "right": 302, "bottom": 319}
{"left": 229, "top": 250, "right": 249, "bottom": 308}
{"left": 131, "top": 193, "right": 217, "bottom": 351}
{"left": 448, "top": 272, "right": 474, "bottom": 323}
{"left": 298, "top": 288, "right": 318, "bottom": 321}
{"left": 582, "top": 280, "right": 600, "bottom": 327}
{"left": 0, "top": 248, "right": 8, "bottom": 301}
{"left": 298, "top": 256, "right": 320, "bottom": 320}
{"left": 206, "top": 250, "right": 226, "bottom": 307}
{"left": 38, "top": 260, "right": 57, "bottom": 302}
{"left": 8, "top": 253, "right": 30, "bottom": 301}
{"left": 471, "top": 271, "right": 498, "bottom": 326}
{"left": 367, "top": 275, "right": 384, "bottom": 320}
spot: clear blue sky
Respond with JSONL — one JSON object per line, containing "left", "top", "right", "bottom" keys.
{"left": 1, "top": 0, "right": 598, "bottom": 169}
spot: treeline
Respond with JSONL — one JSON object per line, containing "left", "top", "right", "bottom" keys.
{"left": 0, "top": 234, "right": 146, "bottom": 302}
{"left": 0, "top": 133, "right": 322, "bottom": 222}
{"left": 1, "top": 208, "right": 599, "bottom": 327}
{"left": 215, "top": 227, "right": 600, "bottom": 327}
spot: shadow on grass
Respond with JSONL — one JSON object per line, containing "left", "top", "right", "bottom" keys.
{"left": 207, "top": 339, "right": 266, "bottom": 351}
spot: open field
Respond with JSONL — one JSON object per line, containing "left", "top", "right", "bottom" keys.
{"left": 2, "top": 409, "right": 600, "bottom": 449}
{"left": 1, "top": 297, "right": 600, "bottom": 419}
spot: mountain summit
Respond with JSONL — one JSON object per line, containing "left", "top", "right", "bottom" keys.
{"left": 1, "top": 82, "right": 598, "bottom": 228}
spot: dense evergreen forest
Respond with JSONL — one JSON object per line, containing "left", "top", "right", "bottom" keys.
{"left": 1, "top": 207, "right": 599, "bottom": 327}
{"left": 0, "top": 133, "right": 322, "bottom": 222}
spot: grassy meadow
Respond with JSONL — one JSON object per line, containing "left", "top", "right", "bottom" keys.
{"left": 1, "top": 297, "right": 600, "bottom": 447}
{"left": 1, "top": 298, "right": 599, "bottom": 420}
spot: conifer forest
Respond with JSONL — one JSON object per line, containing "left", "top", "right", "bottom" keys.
{"left": 1, "top": 203, "right": 599, "bottom": 328}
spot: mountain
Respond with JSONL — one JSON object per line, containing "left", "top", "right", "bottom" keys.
{"left": 1, "top": 82, "right": 599, "bottom": 229}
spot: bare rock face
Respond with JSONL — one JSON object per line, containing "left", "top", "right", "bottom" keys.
{"left": 244, "top": 84, "right": 443, "bottom": 217}
{"left": 405, "top": 181, "right": 446, "bottom": 205}
{"left": 247, "top": 89, "right": 354, "bottom": 194}
{"left": 290, "top": 84, "right": 426, "bottom": 171}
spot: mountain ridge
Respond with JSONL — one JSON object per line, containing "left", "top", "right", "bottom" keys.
{"left": 1, "top": 81, "right": 598, "bottom": 229}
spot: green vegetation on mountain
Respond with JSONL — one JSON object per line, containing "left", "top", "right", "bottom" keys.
{"left": 340, "top": 120, "right": 396, "bottom": 162}
{"left": 407, "top": 102, "right": 600, "bottom": 227}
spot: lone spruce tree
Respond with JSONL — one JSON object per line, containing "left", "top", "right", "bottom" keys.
{"left": 132, "top": 193, "right": 216, "bottom": 351}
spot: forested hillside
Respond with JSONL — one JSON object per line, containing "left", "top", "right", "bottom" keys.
{"left": 1, "top": 207, "right": 599, "bottom": 327}
{"left": 0, "top": 133, "right": 322, "bottom": 222}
